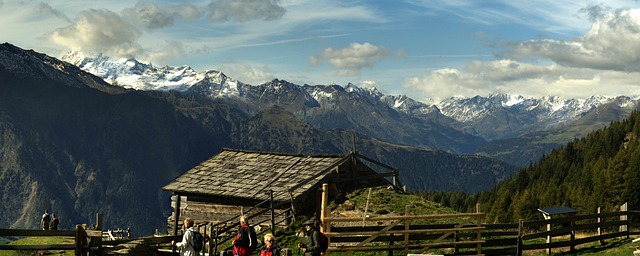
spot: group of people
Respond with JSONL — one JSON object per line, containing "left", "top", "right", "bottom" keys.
{"left": 41, "top": 209, "right": 60, "bottom": 230}
{"left": 172, "top": 216, "right": 323, "bottom": 256}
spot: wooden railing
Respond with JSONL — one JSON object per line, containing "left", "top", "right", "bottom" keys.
{"left": 318, "top": 183, "right": 640, "bottom": 256}
{"left": 320, "top": 184, "right": 486, "bottom": 255}
{"left": 208, "top": 195, "right": 296, "bottom": 255}
{"left": 0, "top": 225, "right": 103, "bottom": 256}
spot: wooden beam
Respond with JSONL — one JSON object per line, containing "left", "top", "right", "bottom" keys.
{"left": 0, "top": 229, "right": 75, "bottom": 236}
{"left": 324, "top": 226, "right": 484, "bottom": 236}
{"left": 324, "top": 212, "right": 485, "bottom": 222}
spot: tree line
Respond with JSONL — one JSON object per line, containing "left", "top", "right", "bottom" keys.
{"left": 419, "top": 110, "right": 640, "bottom": 223}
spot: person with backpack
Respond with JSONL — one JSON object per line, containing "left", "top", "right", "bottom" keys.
{"left": 172, "top": 217, "right": 198, "bottom": 256}
{"left": 259, "top": 233, "right": 280, "bottom": 256}
{"left": 41, "top": 209, "right": 51, "bottom": 230}
{"left": 233, "top": 215, "right": 257, "bottom": 256}
{"left": 298, "top": 219, "right": 322, "bottom": 256}
{"left": 50, "top": 214, "right": 60, "bottom": 230}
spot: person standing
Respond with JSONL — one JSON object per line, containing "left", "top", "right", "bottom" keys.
{"left": 50, "top": 214, "right": 59, "bottom": 230}
{"left": 41, "top": 210, "right": 51, "bottom": 230}
{"left": 172, "top": 217, "right": 196, "bottom": 256}
{"left": 232, "top": 215, "right": 254, "bottom": 256}
{"left": 259, "top": 233, "right": 280, "bottom": 256}
{"left": 299, "top": 219, "right": 321, "bottom": 256}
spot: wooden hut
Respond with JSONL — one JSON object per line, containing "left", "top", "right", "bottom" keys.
{"left": 162, "top": 148, "right": 402, "bottom": 235}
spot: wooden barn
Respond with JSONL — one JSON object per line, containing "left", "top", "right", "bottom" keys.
{"left": 162, "top": 148, "right": 403, "bottom": 235}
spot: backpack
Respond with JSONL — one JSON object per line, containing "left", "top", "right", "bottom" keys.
{"left": 191, "top": 230, "right": 204, "bottom": 252}
{"left": 248, "top": 226, "right": 258, "bottom": 250}
{"left": 319, "top": 232, "right": 329, "bottom": 252}
{"left": 42, "top": 214, "right": 51, "bottom": 223}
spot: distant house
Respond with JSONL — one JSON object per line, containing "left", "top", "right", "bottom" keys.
{"left": 162, "top": 148, "right": 403, "bottom": 234}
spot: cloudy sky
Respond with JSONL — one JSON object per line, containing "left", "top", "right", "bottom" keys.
{"left": 2, "top": 0, "right": 640, "bottom": 103}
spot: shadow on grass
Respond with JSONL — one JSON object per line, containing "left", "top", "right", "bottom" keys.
{"left": 552, "top": 238, "right": 632, "bottom": 255}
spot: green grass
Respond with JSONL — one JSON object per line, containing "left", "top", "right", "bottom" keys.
{"left": 0, "top": 236, "right": 75, "bottom": 256}
{"left": 521, "top": 237, "right": 640, "bottom": 256}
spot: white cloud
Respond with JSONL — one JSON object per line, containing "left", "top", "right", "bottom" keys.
{"left": 49, "top": 9, "right": 143, "bottom": 57}
{"left": 122, "top": 1, "right": 175, "bottom": 29}
{"left": 207, "top": 0, "right": 286, "bottom": 22}
{"left": 37, "top": 2, "right": 71, "bottom": 23}
{"left": 311, "top": 42, "right": 389, "bottom": 76}
{"left": 403, "top": 6, "right": 640, "bottom": 103}
{"left": 403, "top": 59, "right": 640, "bottom": 103}
{"left": 503, "top": 8, "right": 640, "bottom": 72}
{"left": 142, "top": 41, "right": 188, "bottom": 65}
{"left": 217, "top": 63, "right": 276, "bottom": 85}
{"left": 406, "top": 0, "right": 593, "bottom": 34}
{"left": 121, "top": 1, "right": 204, "bottom": 29}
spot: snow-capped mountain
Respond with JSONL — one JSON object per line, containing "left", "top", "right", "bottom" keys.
{"left": 437, "top": 94, "right": 639, "bottom": 140}
{"left": 61, "top": 52, "right": 640, "bottom": 144}
{"left": 62, "top": 51, "right": 213, "bottom": 92}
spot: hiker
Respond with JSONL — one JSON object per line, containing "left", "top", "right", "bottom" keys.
{"left": 172, "top": 217, "right": 196, "bottom": 256}
{"left": 50, "top": 214, "right": 60, "bottom": 230}
{"left": 41, "top": 210, "right": 51, "bottom": 230}
{"left": 259, "top": 233, "right": 280, "bottom": 256}
{"left": 298, "top": 219, "right": 321, "bottom": 256}
{"left": 232, "top": 215, "right": 255, "bottom": 256}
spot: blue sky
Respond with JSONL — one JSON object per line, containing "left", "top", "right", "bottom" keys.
{"left": 2, "top": 0, "right": 640, "bottom": 103}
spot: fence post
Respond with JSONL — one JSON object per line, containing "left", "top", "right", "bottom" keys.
{"left": 545, "top": 214, "right": 552, "bottom": 255}
{"left": 517, "top": 219, "right": 523, "bottom": 256}
{"left": 476, "top": 203, "right": 482, "bottom": 255}
{"left": 388, "top": 233, "right": 394, "bottom": 256}
{"left": 404, "top": 205, "right": 410, "bottom": 256}
{"left": 213, "top": 227, "right": 219, "bottom": 256}
{"left": 620, "top": 202, "right": 628, "bottom": 237}
{"left": 597, "top": 207, "right": 603, "bottom": 245}
{"left": 75, "top": 224, "right": 88, "bottom": 256}
{"left": 570, "top": 215, "right": 575, "bottom": 253}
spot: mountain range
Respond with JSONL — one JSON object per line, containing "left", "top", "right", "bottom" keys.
{"left": 1, "top": 42, "right": 638, "bottom": 236}
{"left": 62, "top": 51, "right": 640, "bottom": 166}
{"left": 0, "top": 43, "right": 515, "bottom": 235}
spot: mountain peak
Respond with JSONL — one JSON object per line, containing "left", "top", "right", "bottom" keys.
{"left": 61, "top": 52, "right": 203, "bottom": 92}
{"left": 0, "top": 43, "right": 119, "bottom": 92}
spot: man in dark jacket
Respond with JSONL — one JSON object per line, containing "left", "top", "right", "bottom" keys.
{"left": 299, "top": 219, "right": 321, "bottom": 256}
{"left": 233, "top": 216, "right": 254, "bottom": 256}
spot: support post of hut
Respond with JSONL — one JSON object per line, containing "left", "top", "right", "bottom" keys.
{"left": 172, "top": 194, "right": 181, "bottom": 236}
{"left": 172, "top": 194, "right": 181, "bottom": 254}
{"left": 270, "top": 189, "right": 275, "bottom": 235}
{"left": 320, "top": 183, "right": 330, "bottom": 255}
{"left": 320, "top": 183, "right": 328, "bottom": 232}
{"left": 92, "top": 213, "right": 102, "bottom": 256}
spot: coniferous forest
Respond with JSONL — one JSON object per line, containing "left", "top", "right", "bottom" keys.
{"left": 423, "top": 110, "right": 640, "bottom": 223}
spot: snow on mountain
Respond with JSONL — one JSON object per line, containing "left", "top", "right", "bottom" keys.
{"left": 62, "top": 52, "right": 639, "bottom": 141}
{"left": 62, "top": 51, "right": 205, "bottom": 92}
{"left": 439, "top": 93, "right": 611, "bottom": 125}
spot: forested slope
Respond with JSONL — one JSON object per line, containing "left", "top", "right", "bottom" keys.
{"left": 425, "top": 110, "right": 640, "bottom": 223}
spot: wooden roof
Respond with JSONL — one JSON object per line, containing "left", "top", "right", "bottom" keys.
{"left": 162, "top": 148, "right": 351, "bottom": 203}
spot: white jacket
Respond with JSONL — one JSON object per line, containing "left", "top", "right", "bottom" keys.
{"left": 176, "top": 227, "right": 197, "bottom": 256}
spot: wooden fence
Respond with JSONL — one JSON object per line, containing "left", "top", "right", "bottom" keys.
{"left": 3, "top": 186, "right": 639, "bottom": 256}
{"left": 318, "top": 184, "right": 640, "bottom": 256}
{"left": 0, "top": 224, "right": 103, "bottom": 256}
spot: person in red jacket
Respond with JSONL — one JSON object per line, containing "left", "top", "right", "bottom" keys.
{"left": 232, "top": 216, "right": 254, "bottom": 256}
{"left": 259, "top": 233, "right": 280, "bottom": 256}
